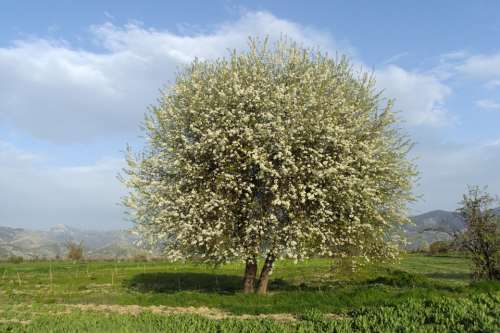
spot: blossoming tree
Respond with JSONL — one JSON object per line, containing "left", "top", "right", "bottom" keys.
{"left": 122, "top": 38, "right": 417, "bottom": 294}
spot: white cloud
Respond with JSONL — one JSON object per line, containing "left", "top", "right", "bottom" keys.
{"left": 457, "top": 52, "right": 500, "bottom": 79}
{"left": 440, "top": 50, "right": 469, "bottom": 61}
{"left": 381, "top": 52, "right": 409, "bottom": 65}
{"left": 0, "top": 10, "right": 449, "bottom": 141}
{"left": 0, "top": 141, "right": 126, "bottom": 230}
{"left": 486, "top": 79, "right": 500, "bottom": 89}
{"left": 413, "top": 140, "right": 500, "bottom": 213}
{"left": 476, "top": 99, "right": 500, "bottom": 110}
{"left": 375, "top": 65, "right": 452, "bottom": 127}
{"left": 0, "top": 12, "right": 343, "bottom": 143}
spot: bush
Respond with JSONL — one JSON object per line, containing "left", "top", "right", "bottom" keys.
{"left": 65, "top": 240, "right": 84, "bottom": 261}
{"left": 457, "top": 186, "right": 499, "bottom": 280}
{"left": 429, "top": 241, "right": 451, "bottom": 255}
{"left": 416, "top": 241, "right": 430, "bottom": 253}
{"left": 7, "top": 255, "right": 24, "bottom": 264}
{"left": 132, "top": 254, "right": 149, "bottom": 262}
{"left": 369, "top": 270, "right": 429, "bottom": 288}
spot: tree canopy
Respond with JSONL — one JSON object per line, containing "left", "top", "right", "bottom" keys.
{"left": 122, "top": 38, "right": 417, "bottom": 293}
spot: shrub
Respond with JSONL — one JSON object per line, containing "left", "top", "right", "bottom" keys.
{"left": 369, "top": 270, "right": 429, "bottom": 288}
{"left": 132, "top": 254, "right": 149, "bottom": 262}
{"left": 456, "top": 186, "right": 499, "bottom": 280}
{"left": 65, "top": 240, "right": 84, "bottom": 261}
{"left": 7, "top": 255, "right": 24, "bottom": 264}
{"left": 429, "top": 240, "right": 451, "bottom": 255}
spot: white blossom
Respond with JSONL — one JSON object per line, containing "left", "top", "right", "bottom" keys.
{"left": 122, "top": 38, "right": 417, "bottom": 265}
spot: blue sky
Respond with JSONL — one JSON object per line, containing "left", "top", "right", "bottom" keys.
{"left": 1, "top": 1, "right": 499, "bottom": 229}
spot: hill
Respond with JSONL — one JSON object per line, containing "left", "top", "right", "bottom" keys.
{"left": 405, "top": 207, "right": 500, "bottom": 250}
{"left": 0, "top": 225, "right": 143, "bottom": 259}
{"left": 2, "top": 206, "right": 499, "bottom": 258}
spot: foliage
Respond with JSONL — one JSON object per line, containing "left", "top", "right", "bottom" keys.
{"left": 132, "top": 254, "right": 149, "bottom": 262}
{"left": 7, "top": 255, "right": 24, "bottom": 264}
{"left": 457, "top": 186, "right": 500, "bottom": 280}
{"left": 428, "top": 240, "right": 452, "bottom": 255}
{"left": 416, "top": 240, "right": 430, "bottom": 253}
{"left": 122, "top": 37, "right": 417, "bottom": 293}
{"left": 368, "top": 269, "right": 430, "bottom": 288}
{"left": 65, "top": 240, "right": 85, "bottom": 261}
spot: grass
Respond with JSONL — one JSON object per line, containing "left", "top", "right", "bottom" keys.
{"left": 0, "top": 253, "right": 498, "bottom": 332}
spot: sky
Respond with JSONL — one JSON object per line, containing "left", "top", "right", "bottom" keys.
{"left": 1, "top": 1, "right": 499, "bottom": 230}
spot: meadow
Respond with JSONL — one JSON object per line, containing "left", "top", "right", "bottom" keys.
{"left": 0, "top": 254, "right": 498, "bottom": 332}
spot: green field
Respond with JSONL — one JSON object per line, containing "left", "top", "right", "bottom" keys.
{"left": 0, "top": 254, "right": 498, "bottom": 332}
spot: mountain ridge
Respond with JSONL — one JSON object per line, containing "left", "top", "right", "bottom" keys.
{"left": 2, "top": 207, "right": 499, "bottom": 258}
{"left": 405, "top": 207, "right": 500, "bottom": 250}
{"left": 0, "top": 224, "right": 142, "bottom": 259}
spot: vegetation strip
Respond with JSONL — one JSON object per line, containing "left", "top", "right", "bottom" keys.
{"left": 63, "top": 304, "right": 297, "bottom": 321}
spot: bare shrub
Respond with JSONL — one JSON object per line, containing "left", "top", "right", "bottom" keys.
{"left": 65, "top": 240, "right": 85, "bottom": 261}
{"left": 457, "top": 186, "right": 499, "bottom": 280}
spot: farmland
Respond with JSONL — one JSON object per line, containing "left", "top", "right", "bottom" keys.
{"left": 0, "top": 254, "right": 498, "bottom": 332}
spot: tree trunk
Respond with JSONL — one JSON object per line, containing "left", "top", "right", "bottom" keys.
{"left": 257, "top": 255, "right": 275, "bottom": 295}
{"left": 242, "top": 257, "right": 257, "bottom": 293}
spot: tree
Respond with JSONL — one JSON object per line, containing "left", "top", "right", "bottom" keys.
{"left": 428, "top": 240, "right": 451, "bottom": 255}
{"left": 122, "top": 38, "right": 417, "bottom": 294}
{"left": 65, "top": 240, "right": 84, "bottom": 261}
{"left": 417, "top": 240, "right": 430, "bottom": 253}
{"left": 457, "top": 186, "right": 499, "bottom": 280}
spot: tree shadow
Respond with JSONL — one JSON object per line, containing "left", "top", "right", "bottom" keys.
{"left": 424, "top": 272, "right": 470, "bottom": 280}
{"left": 125, "top": 272, "right": 243, "bottom": 294}
{"left": 125, "top": 272, "right": 294, "bottom": 294}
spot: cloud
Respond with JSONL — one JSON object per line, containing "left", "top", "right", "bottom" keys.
{"left": 0, "top": 10, "right": 449, "bottom": 142}
{"left": 413, "top": 139, "right": 500, "bottom": 213}
{"left": 476, "top": 99, "right": 500, "bottom": 110}
{"left": 0, "top": 141, "right": 126, "bottom": 230}
{"left": 486, "top": 79, "right": 500, "bottom": 89}
{"left": 440, "top": 50, "right": 468, "bottom": 61}
{"left": 381, "top": 52, "right": 410, "bottom": 65}
{"left": 0, "top": 12, "right": 343, "bottom": 143}
{"left": 457, "top": 52, "right": 500, "bottom": 79}
{"left": 375, "top": 65, "right": 452, "bottom": 127}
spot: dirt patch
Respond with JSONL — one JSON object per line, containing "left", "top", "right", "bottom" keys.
{"left": 0, "top": 319, "right": 32, "bottom": 325}
{"left": 63, "top": 304, "right": 297, "bottom": 321}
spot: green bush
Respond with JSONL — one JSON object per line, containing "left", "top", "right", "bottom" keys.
{"left": 429, "top": 241, "right": 452, "bottom": 255}
{"left": 7, "top": 255, "right": 24, "bottom": 264}
{"left": 368, "top": 270, "right": 429, "bottom": 288}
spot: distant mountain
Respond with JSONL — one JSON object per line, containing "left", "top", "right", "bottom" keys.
{"left": 405, "top": 207, "right": 500, "bottom": 250}
{"left": 2, "top": 207, "right": 499, "bottom": 258}
{"left": 0, "top": 225, "right": 144, "bottom": 259}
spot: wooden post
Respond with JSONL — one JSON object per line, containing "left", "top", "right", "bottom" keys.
{"left": 49, "top": 263, "right": 53, "bottom": 293}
